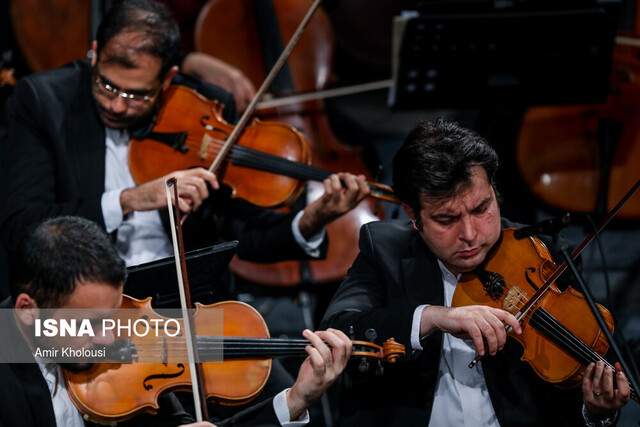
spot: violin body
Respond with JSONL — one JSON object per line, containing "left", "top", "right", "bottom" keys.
{"left": 64, "top": 296, "right": 272, "bottom": 423}
{"left": 452, "top": 228, "right": 613, "bottom": 387}
{"left": 63, "top": 295, "right": 405, "bottom": 423}
{"left": 130, "top": 84, "right": 310, "bottom": 208}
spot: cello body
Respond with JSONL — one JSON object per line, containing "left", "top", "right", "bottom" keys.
{"left": 196, "top": 0, "right": 381, "bottom": 285}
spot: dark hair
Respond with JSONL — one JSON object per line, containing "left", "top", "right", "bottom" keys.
{"left": 95, "top": 0, "right": 181, "bottom": 78}
{"left": 10, "top": 216, "right": 125, "bottom": 308}
{"left": 392, "top": 118, "right": 499, "bottom": 228}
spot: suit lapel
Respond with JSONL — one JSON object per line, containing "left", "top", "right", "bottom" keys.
{"left": 10, "top": 363, "right": 57, "bottom": 426}
{"left": 400, "top": 231, "right": 445, "bottom": 307}
{"left": 64, "top": 67, "right": 107, "bottom": 204}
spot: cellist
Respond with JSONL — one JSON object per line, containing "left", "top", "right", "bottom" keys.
{"left": 321, "top": 118, "right": 631, "bottom": 426}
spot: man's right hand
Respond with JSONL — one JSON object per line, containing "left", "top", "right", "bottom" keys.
{"left": 420, "top": 305, "right": 522, "bottom": 356}
{"left": 120, "top": 168, "right": 219, "bottom": 216}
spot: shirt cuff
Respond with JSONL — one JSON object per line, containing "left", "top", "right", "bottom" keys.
{"left": 101, "top": 188, "right": 126, "bottom": 233}
{"left": 411, "top": 304, "right": 430, "bottom": 350}
{"left": 274, "top": 388, "right": 310, "bottom": 426}
{"left": 291, "top": 210, "right": 326, "bottom": 258}
{"left": 582, "top": 404, "right": 617, "bottom": 427}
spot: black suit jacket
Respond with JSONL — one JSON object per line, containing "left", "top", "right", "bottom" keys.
{"left": 321, "top": 219, "right": 592, "bottom": 427}
{"left": 0, "top": 297, "right": 283, "bottom": 427}
{"left": 0, "top": 60, "right": 327, "bottom": 299}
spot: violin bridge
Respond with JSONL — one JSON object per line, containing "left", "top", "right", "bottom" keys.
{"left": 199, "top": 133, "right": 213, "bottom": 162}
{"left": 502, "top": 286, "right": 527, "bottom": 314}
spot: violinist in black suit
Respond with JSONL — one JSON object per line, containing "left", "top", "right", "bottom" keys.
{"left": 0, "top": 0, "right": 368, "bottom": 423}
{"left": 320, "top": 119, "right": 631, "bottom": 426}
{"left": 0, "top": 0, "right": 369, "bottom": 298}
{"left": 0, "top": 215, "right": 352, "bottom": 427}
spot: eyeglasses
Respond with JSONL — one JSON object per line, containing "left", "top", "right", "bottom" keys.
{"left": 93, "top": 72, "right": 162, "bottom": 105}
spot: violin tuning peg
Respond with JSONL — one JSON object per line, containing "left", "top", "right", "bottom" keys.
{"left": 349, "top": 325, "right": 355, "bottom": 341}
{"left": 374, "top": 164, "right": 383, "bottom": 182}
{"left": 365, "top": 328, "right": 377, "bottom": 343}
{"left": 359, "top": 357, "right": 370, "bottom": 373}
{"left": 376, "top": 360, "right": 384, "bottom": 377}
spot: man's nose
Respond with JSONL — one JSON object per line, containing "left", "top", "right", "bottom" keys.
{"left": 92, "top": 328, "right": 115, "bottom": 346}
{"left": 459, "top": 216, "right": 477, "bottom": 243}
{"left": 108, "top": 96, "right": 128, "bottom": 114}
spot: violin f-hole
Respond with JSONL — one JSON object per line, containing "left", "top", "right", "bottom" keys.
{"left": 143, "top": 363, "right": 186, "bottom": 391}
{"left": 524, "top": 267, "right": 540, "bottom": 291}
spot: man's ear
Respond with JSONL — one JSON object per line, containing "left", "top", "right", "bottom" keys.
{"left": 162, "top": 65, "right": 179, "bottom": 90}
{"left": 90, "top": 40, "right": 98, "bottom": 67}
{"left": 14, "top": 293, "right": 39, "bottom": 326}
{"left": 403, "top": 203, "right": 419, "bottom": 231}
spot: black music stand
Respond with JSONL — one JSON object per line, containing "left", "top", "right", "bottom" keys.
{"left": 389, "top": 2, "right": 620, "bottom": 109}
{"left": 124, "top": 241, "right": 238, "bottom": 308}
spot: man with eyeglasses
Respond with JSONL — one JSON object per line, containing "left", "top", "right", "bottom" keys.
{"left": 1, "top": 0, "right": 369, "bottom": 281}
{"left": 0, "top": 0, "right": 367, "bottom": 422}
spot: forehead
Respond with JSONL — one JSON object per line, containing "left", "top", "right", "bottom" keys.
{"left": 97, "top": 32, "right": 163, "bottom": 80}
{"left": 61, "top": 281, "right": 123, "bottom": 310}
{"left": 419, "top": 166, "right": 493, "bottom": 215}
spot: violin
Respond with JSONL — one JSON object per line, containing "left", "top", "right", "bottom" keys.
{"left": 452, "top": 228, "right": 639, "bottom": 403}
{"left": 62, "top": 294, "right": 406, "bottom": 423}
{"left": 129, "top": 84, "right": 399, "bottom": 208}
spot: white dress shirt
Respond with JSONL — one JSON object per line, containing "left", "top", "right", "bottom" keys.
{"left": 100, "top": 127, "right": 315, "bottom": 424}
{"left": 101, "top": 128, "right": 324, "bottom": 267}
{"left": 411, "top": 260, "right": 499, "bottom": 426}
{"left": 37, "top": 362, "right": 85, "bottom": 427}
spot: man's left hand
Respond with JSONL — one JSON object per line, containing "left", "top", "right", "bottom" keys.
{"left": 583, "top": 361, "right": 631, "bottom": 421}
{"left": 298, "top": 172, "right": 370, "bottom": 239}
{"left": 286, "top": 328, "right": 352, "bottom": 421}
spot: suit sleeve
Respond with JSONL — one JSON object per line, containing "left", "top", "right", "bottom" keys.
{"left": 320, "top": 223, "right": 415, "bottom": 348}
{"left": 216, "top": 397, "right": 282, "bottom": 426}
{"left": 213, "top": 194, "right": 328, "bottom": 263}
{"left": 1, "top": 77, "right": 105, "bottom": 252}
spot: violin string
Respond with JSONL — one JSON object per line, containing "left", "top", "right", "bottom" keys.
{"left": 180, "top": 135, "right": 395, "bottom": 198}
{"left": 463, "top": 276, "right": 605, "bottom": 369}
{"left": 495, "top": 279, "right": 611, "bottom": 369}
{"left": 112, "top": 336, "right": 383, "bottom": 359}
{"left": 184, "top": 135, "right": 329, "bottom": 181}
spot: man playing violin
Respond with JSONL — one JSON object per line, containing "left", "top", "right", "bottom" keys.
{"left": 320, "top": 118, "right": 631, "bottom": 426}
{"left": 0, "top": 0, "right": 368, "bottom": 422}
{"left": 0, "top": 215, "right": 352, "bottom": 426}
{"left": 1, "top": 0, "right": 369, "bottom": 287}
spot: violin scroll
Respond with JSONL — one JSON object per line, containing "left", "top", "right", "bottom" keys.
{"left": 351, "top": 338, "right": 405, "bottom": 364}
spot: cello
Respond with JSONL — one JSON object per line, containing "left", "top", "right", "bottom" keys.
{"left": 9, "top": 0, "right": 93, "bottom": 72}
{"left": 517, "top": 7, "right": 640, "bottom": 219}
{"left": 195, "top": 0, "right": 386, "bottom": 286}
